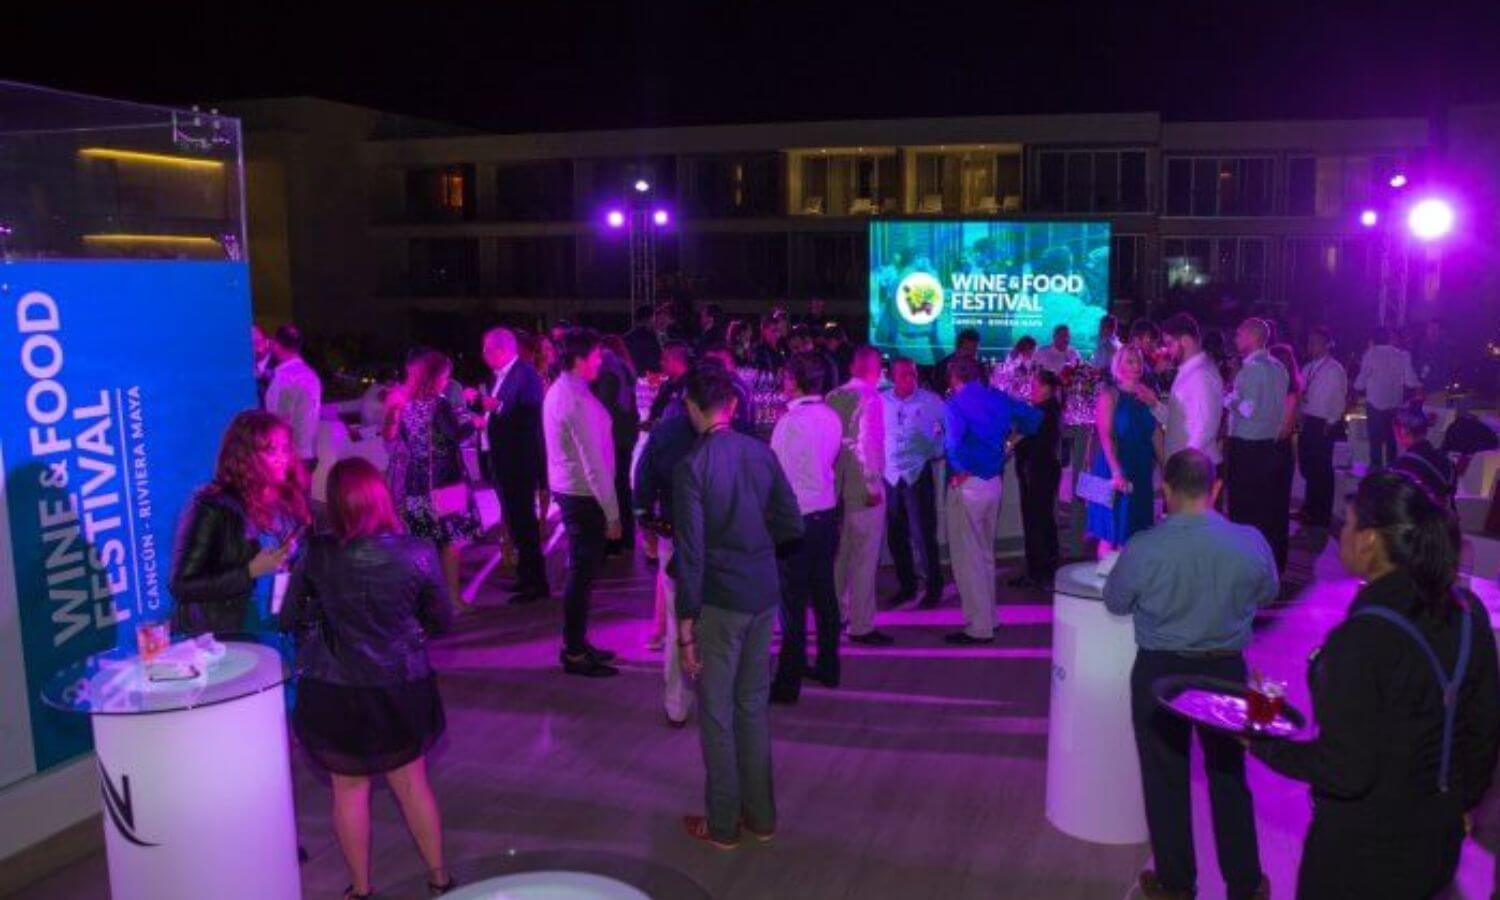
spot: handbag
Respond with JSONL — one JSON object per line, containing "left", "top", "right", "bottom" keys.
{"left": 427, "top": 409, "right": 472, "bottom": 519}
{"left": 1075, "top": 471, "right": 1117, "bottom": 507}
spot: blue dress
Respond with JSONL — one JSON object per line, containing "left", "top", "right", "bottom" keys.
{"left": 1086, "top": 390, "right": 1156, "bottom": 545}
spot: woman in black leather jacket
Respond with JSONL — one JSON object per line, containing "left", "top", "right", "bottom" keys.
{"left": 280, "top": 457, "right": 454, "bottom": 899}
{"left": 169, "top": 410, "right": 310, "bottom": 636}
{"left": 1252, "top": 473, "right": 1500, "bottom": 898}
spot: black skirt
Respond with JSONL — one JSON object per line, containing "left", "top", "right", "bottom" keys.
{"left": 293, "top": 675, "right": 446, "bottom": 776}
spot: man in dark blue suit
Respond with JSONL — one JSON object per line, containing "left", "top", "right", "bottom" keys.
{"left": 479, "top": 327, "right": 549, "bottom": 602}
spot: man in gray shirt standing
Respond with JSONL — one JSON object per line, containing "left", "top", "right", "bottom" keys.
{"left": 673, "top": 366, "right": 804, "bottom": 849}
{"left": 1105, "top": 449, "right": 1278, "bottom": 900}
{"left": 1224, "top": 317, "right": 1291, "bottom": 572}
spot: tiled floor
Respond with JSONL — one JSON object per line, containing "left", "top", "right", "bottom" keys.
{"left": 12, "top": 529, "right": 1500, "bottom": 899}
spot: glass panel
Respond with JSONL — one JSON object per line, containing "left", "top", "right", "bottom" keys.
{"left": 996, "top": 154, "right": 1023, "bottom": 206}
{"left": 1165, "top": 158, "right": 1192, "bottom": 215}
{"left": 1093, "top": 151, "right": 1119, "bottom": 212}
{"left": 1217, "top": 159, "right": 1240, "bottom": 215}
{"left": 1036, "top": 151, "right": 1065, "bottom": 212}
{"left": 1241, "top": 158, "right": 1271, "bottom": 216}
{"left": 1287, "top": 157, "right": 1316, "bottom": 216}
{"left": 1065, "top": 152, "right": 1092, "bottom": 212}
{"left": 1191, "top": 159, "right": 1218, "bottom": 216}
{"left": 1120, "top": 151, "right": 1147, "bottom": 211}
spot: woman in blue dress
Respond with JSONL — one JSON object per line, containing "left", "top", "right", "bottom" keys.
{"left": 1087, "top": 344, "right": 1160, "bottom": 555}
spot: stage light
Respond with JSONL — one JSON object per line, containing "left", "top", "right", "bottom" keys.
{"left": 652, "top": 209, "right": 670, "bottom": 227}
{"left": 634, "top": 180, "right": 650, "bottom": 193}
{"left": 606, "top": 209, "right": 625, "bottom": 229}
{"left": 1408, "top": 198, "right": 1454, "bottom": 241}
{"left": 1389, "top": 173, "right": 1408, "bottom": 189}
{"left": 1359, "top": 209, "right": 1379, "bottom": 227}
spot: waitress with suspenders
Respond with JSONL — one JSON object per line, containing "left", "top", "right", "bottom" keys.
{"left": 1252, "top": 472, "right": 1500, "bottom": 899}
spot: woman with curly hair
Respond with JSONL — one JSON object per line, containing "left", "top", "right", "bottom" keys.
{"left": 385, "top": 350, "right": 479, "bottom": 611}
{"left": 170, "top": 409, "right": 312, "bottom": 635}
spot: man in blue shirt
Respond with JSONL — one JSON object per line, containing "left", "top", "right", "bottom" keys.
{"left": 1224, "top": 317, "right": 1291, "bottom": 572}
{"left": 882, "top": 357, "right": 947, "bottom": 608}
{"left": 942, "top": 356, "right": 1042, "bottom": 644}
{"left": 673, "top": 367, "right": 804, "bottom": 849}
{"left": 1104, "top": 449, "right": 1278, "bottom": 900}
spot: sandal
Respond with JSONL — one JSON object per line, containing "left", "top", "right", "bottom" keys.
{"left": 343, "top": 886, "right": 375, "bottom": 900}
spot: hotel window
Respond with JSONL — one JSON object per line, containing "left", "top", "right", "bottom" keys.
{"left": 405, "top": 165, "right": 475, "bottom": 221}
{"left": 407, "top": 238, "right": 479, "bottom": 296}
{"left": 1163, "top": 156, "right": 1274, "bottom": 217}
{"left": 1032, "top": 149, "right": 1148, "bottom": 213}
{"left": 1285, "top": 154, "right": 1409, "bottom": 218}
{"left": 497, "top": 237, "right": 577, "bottom": 298}
{"left": 1162, "top": 236, "right": 1268, "bottom": 299}
{"left": 684, "top": 155, "right": 781, "bottom": 217}
{"left": 792, "top": 151, "right": 896, "bottom": 216}
{"left": 494, "top": 160, "right": 574, "bottom": 221}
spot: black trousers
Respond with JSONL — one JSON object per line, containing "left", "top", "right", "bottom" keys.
{"left": 1297, "top": 415, "right": 1336, "bottom": 528}
{"left": 499, "top": 475, "right": 546, "bottom": 590}
{"left": 556, "top": 493, "right": 606, "bottom": 654}
{"left": 1016, "top": 456, "right": 1062, "bottom": 579}
{"left": 885, "top": 465, "right": 942, "bottom": 595}
{"left": 610, "top": 458, "right": 635, "bottom": 551}
{"left": 1131, "top": 650, "right": 1263, "bottom": 899}
{"left": 1295, "top": 813, "right": 1464, "bottom": 899}
{"left": 774, "top": 509, "right": 841, "bottom": 695}
{"left": 1227, "top": 437, "right": 1288, "bottom": 572}
{"left": 1367, "top": 405, "right": 1397, "bottom": 471}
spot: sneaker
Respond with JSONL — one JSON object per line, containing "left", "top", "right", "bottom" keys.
{"left": 683, "top": 815, "right": 740, "bottom": 850}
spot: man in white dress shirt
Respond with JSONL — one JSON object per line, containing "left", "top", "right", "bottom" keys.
{"left": 1296, "top": 326, "right": 1348, "bottom": 545}
{"left": 1033, "top": 324, "right": 1082, "bottom": 374}
{"left": 1091, "top": 315, "right": 1122, "bottom": 371}
{"left": 1155, "top": 313, "right": 1224, "bottom": 462}
{"left": 543, "top": 328, "right": 621, "bottom": 678}
{"left": 826, "top": 346, "right": 891, "bottom": 646}
{"left": 1354, "top": 327, "right": 1421, "bottom": 470}
{"left": 769, "top": 352, "right": 845, "bottom": 702}
{"left": 263, "top": 325, "right": 323, "bottom": 475}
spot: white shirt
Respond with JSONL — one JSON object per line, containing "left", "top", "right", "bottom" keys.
{"left": 542, "top": 372, "right": 619, "bottom": 522}
{"left": 1157, "top": 351, "right": 1224, "bottom": 463}
{"left": 264, "top": 357, "right": 322, "bottom": 460}
{"left": 1300, "top": 354, "right": 1349, "bottom": 424}
{"left": 1091, "top": 335, "right": 1122, "bottom": 370}
{"left": 1354, "top": 344, "right": 1420, "bottom": 411}
{"left": 770, "top": 395, "right": 842, "bottom": 515}
{"left": 1033, "top": 344, "right": 1081, "bottom": 374}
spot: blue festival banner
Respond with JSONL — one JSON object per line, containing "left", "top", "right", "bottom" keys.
{"left": 0, "top": 261, "right": 253, "bottom": 784}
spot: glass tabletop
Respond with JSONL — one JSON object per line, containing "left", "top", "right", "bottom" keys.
{"left": 40, "top": 635, "right": 290, "bottom": 716}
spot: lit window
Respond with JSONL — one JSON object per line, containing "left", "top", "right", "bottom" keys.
{"left": 442, "top": 171, "right": 465, "bottom": 210}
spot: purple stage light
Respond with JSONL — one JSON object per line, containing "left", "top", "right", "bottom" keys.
{"left": 1408, "top": 198, "right": 1454, "bottom": 241}
{"left": 1359, "top": 209, "right": 1379, "bottom": 228}
{"left": 1389, "top": 173, "right": 1409, "bottom": 189}
{"left": 606, "top": 209, "right": 625, "bottom": 229}
{"left": 652, "top": 209, "right": 670, "bottom": 227}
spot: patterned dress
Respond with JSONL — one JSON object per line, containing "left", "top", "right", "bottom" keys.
{"left": 389, "top": 396, "right": 479, "bottom": 546}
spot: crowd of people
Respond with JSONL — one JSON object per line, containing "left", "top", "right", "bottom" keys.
{"left": 168, "top": 303, "right": 1500, "bottom": 898}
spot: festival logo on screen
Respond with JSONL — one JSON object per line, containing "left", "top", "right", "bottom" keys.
{"left": 895, "top": 272, "right": 944, "bottom": 326}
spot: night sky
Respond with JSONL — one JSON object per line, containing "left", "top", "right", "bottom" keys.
{"left": 7, "top": 2, "right": 1500, "bottom": 132}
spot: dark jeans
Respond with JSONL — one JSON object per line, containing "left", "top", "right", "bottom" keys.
{"left": 1297, "top": 415, "right": 1336, "bottom": 527}
{"left": 1016, "top": 456, "right": 1062, "bottom": 579}
{"left": 556, "top": 493, "right": 606, "bottom": 654}
{"left": 774, "top": 510, "right": 841, "bottom": 695}
{"left": 1131, "top": 650, "right": 1263, "bottom": 899}
{"left": 885, "top": 466, "right": 942, "bottom": 595}
{"left": 1367, "top": 405, "right": 1397, "bottom": 471}
{"left": 1227, "top": 437, "right": 1288, "bottom": 572}
{"left": 698, "top": 605, "right": 776, "bottom": 842}
{"left": 499, "top": 475, "right": 546, "bottom": 590}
